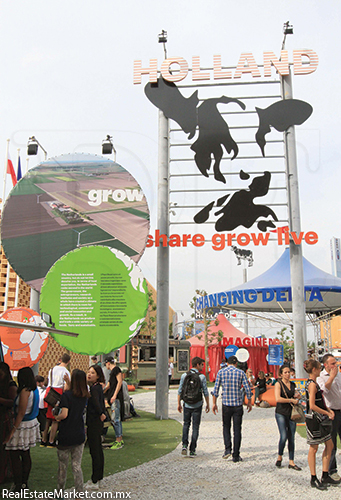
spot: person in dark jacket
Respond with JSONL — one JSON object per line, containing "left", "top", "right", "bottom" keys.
{"left": 86, "top": 365, "right": 106, "bottom": 489}
{"left": 0, "top": 362, "right": 17, "bottom": 485}
{"left": 55, "top": 369, "right": 89, "bottom": 493}
{"left": 104, "top": 357, "right": 124, "bottom": 449}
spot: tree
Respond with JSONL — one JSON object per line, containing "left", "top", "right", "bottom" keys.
{"left": 189, "top": 290, "right": 223, "bottom": 381}
{"left": 275, "top": 328, "right": 316, "bottom": 364}
{"left": 275, "top": 327, "right": 294, "bottom": 360}
{"left": 139, "top": 291, "right": 157, "bottom": 338}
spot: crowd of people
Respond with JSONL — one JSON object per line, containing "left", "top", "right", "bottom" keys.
{"left": 177, "top": 353, "right": 341, "bottom": 490}
{"left": 1, "top": 351, "right": 341, "bottom": 493}
{"left": 0, "top": 353, "right": 139, "bottom": 494}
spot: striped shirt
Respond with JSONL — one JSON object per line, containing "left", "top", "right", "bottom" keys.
{"left": 213, "top": 365, "right": 251, "bottom": 406}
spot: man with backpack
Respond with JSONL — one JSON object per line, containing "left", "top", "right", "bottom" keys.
{"left": 177, "top": 357, "right": 209, "bottom": 457}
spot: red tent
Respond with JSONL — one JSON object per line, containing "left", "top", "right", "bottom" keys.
{"left": 189, "top": 314, "right": 273, "bottom": 381}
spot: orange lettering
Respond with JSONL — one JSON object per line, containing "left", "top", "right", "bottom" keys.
{"left": 305, "top": 231, "right": 318, "bottom": 245}
{"left": 291, "top": 231, "right": 304, "bottom": 245}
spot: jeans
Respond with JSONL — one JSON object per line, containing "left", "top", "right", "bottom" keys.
{"left": 222, "top": 405, "right": 243, "bottom": 459}
{"left": 329, "top": 409, "right": 341, "bottom": 474}
{"left": 254, "top": 387, "right": 266, "bottom": 401}
{"left": 275, "top": 412, "right": 296, "bottom": 460}
{"left": 111, "top": 399, "right": 122, "bottom": 438}
{"left": 182, "top": 406, "right": 203, "bottom": 452}
{"left": 57, "top": 443, "right": 85, "bottom": 492}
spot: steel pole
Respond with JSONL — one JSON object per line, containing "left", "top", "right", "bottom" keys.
{"left": 155, "top": 109, "right": 170, "bottom": 419}
{"left": 30, "top": 288, "right": 41, "bottom": 376}
{"left": 243, "top": 267, "right": 249, "bottom": 336}
{"left": 281, "top": 70, "right": 307, "bottom": 378}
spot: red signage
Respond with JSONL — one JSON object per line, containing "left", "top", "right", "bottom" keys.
{"left": 221, "top": 337, "right": 280, "bottom": 348}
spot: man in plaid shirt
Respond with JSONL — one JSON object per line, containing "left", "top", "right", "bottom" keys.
{"left": 212, "top": 355, "right": 252, "bottom": 462}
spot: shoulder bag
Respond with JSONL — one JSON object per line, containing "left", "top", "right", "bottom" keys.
{"left": 44, "top": 368, "right": 62, "bottom": 408}
{"left": 279, "top": 380, "right": 305, "bottom": 423}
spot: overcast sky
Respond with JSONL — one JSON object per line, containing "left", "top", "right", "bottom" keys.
{"left": 0, "top": 1, "right": 340, "bottom": 335}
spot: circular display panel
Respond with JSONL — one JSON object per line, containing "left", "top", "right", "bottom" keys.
{"left": 224, "top": 345, "right": 238, "bottom": 359}
{"left": 1, "top": 153, "right": 150, "bottom": 291}
{"left": 0, "top": 308, "right": 49, "bottom": 370}
{"left": 235, "top": 348, "right": 250, "bottom": 362}
{"left": 39, "top": 246, "right": 148, "bottom": 354}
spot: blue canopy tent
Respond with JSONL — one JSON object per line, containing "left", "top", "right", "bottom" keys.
{"left": 200, "top": 248, "right": 341, "bottom": 313}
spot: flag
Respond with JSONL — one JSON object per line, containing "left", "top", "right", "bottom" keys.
{"left": 7, "top": 153, "right": 17, "bottom": 186}
{"left": 17, "top": 156, "right": 22, "bottom": 181}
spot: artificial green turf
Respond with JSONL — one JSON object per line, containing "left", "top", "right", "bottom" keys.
{"left": 0, "top": 411, "right": 182, "bottom": 493}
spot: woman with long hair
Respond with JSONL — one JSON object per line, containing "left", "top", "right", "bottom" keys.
{"left": 304, "top": 358, "right": 340, "bottom": 489}
{"left": 86, "top": 365, "right": 106, "bottom": 489}
{"left": 274, "top": 364, "right": 301, "bottom": 470}
{"left": 0, "top": 362, "right": 17, "bottom": 484}
{"left": 245, "top": 368, "right": 255, "bottom": 387}
{"left": 55, "top": 369, "right": 90, "bottom": 493}
{"left": 4, "top": 367, "right": 40, "bottom": 492}
{"left": 254, "top": 370, "right": 267, "bottom": 404}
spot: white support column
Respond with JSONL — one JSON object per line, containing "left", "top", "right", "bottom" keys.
{"left": 281, "top": 70, "right": 307, "bottom": 378}
{"left": 155, "top": 109, "right": 170, "bottom": 420}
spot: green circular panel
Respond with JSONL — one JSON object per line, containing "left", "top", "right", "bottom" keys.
{"left": 40, "top": 246, "right": 148, "bottom": 354}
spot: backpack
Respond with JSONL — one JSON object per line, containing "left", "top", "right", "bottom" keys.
{"left": 181, "top": 370, "right": 202, "bottom": 405}
{"left": 121, "top": 380, "right": 132, "bottom": 420}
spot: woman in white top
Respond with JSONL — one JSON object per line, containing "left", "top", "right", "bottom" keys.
{"left": 5, "top": 367, "right": 40, "bottom": 493}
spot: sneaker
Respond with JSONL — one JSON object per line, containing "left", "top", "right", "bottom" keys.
{"left": 110, "top": 441, "right": 124, "bottom": 450}
{"left": 233, "top": 456, "right": 243, "bottom": 463}
{"left": 321, "top": 474, "right": 341, "bottom": 486}
{"left": 330, "top": 473, "right": 341, "bottom": 482}
{"left": 46, "top": 441, "right": 57, "bottom": 448}
{"left": 189, "top": 451, "right": 197, "bottom": 457}
{"left": 181, "top": 447, "right": 188, "bottom": 456}
{"left": 40, "top": 440, "right": 47, "bottom": 447}
{"left": 311, "top": 478, "right": 327, "bottom": 490}
{"left": 222, "top": 451, "right": 231, "bottom": 459}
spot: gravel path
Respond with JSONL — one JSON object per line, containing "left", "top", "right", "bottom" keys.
{"left": 84, "top": 390, "right": 340, "bottom": 500}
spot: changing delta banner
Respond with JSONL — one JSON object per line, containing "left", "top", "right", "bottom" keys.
{"left": 0, "top": 153, "right": 150, "bottom": 292}
{"left": 39, "top": 246, "right": 149, "bottom": 355}
{"left": 0, "top": 308, "right": 49, "bottom": 370}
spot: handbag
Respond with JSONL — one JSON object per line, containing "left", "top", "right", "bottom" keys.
{"left": 313, "top": 411, "right": 333, "bottom": 432}
{"left": 44, "top": 368, "right": 62, "bottom": 408}
{"left": 290, "top": 403, "right": 305, "bottom": 423}
{"left": 279, "top": 380, "right": 305, "bottom": 423}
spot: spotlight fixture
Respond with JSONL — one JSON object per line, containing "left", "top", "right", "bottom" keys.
{"left": 27, "top": 136, "right": 47, "bottom": 159}
{"left": 102, "top": 135, "right": 116, "bottom": 161}
{"left": 158, "top": 30, "right": 168, "bottom": 59}
{"left": 158, "top": 30, "right": 167, "bottom": 44}
{"left": 283, "top": 21, "right": 294, "bottom": 35}
{"left": 281, "top": 21, "right": 294, "bottom": 50}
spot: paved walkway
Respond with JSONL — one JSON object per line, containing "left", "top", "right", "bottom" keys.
{"left": 85, "top": 390, "right": 340, "bottom": 500}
